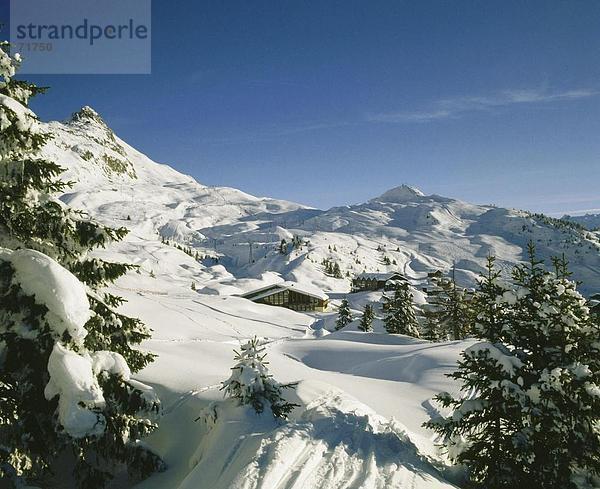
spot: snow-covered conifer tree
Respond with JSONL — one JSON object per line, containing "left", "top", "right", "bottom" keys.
{"left": 422, "top": 301, "right": 441, "bottom": 341}
{"left": 335, "top": 298, "right": 352, "bottom": 330}
{"left": 279, "top": 239, "right": 287, "bottom": 254}
{"left": 222, "top": 337, "right": 298, "bottom": 419}
{"left": 440, "top": 270, "right": 474, "bottom": 340}
{"left": 424, "top": 257, "right": 521, "bottom": 486}
{"left": 426, "top": 246, "right": 600, "bottom": 488}
{"left": 506, "top": 248, "right": 600, "bottom": 487}
{"left": 358, "top": 303, "right": 374, "bottom": 332}
{"left": 0, "top": 42, "right": 162, "bottom": 488}
{"left": 471, "top": 256, "right": 508, "bottom": 342}
{"left": 422, "top": 273, "right": 450, "bottom": 341}
{"left": 425, "top": 269, "right": 473, "bottom": 340}
{"left": 421, "top": 312, "right": 440, "bottom": 341}
{"left": 383, "top": 281, "right": 419, "bottom": 336}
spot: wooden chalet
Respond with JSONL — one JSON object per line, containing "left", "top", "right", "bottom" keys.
{"left": 240, "top": 282, "right": 329, "bottom": 312}
{"left": 351, "top": 272, "right": 406, "bottom": 292}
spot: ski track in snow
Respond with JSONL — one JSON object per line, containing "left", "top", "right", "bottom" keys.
{"left": 191, "top": 299, "right": 307, "bottom": 334}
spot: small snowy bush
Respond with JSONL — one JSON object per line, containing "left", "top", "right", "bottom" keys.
{"left": 222, "top": 337, "right": 298, "bottom": 419}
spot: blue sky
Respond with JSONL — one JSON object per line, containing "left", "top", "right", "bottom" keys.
{"left": 3, "top": 1, "right": 600, "bottom": 214}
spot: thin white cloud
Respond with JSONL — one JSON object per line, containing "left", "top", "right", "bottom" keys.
{"left": 200, "top": 120, "right": 354, "bottom": 145}
{"left": 368, "top": 88, "right": 599, "bottom": 123}
{"left": 551, "top": 208, "right": 600, "bottom": 217}
{"left": 200, "top": 86, "right": 599, "bottom": 144}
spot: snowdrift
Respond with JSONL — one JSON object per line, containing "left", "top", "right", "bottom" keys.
{"left": 180, "top": 381, "right": 456, "bottom": 489}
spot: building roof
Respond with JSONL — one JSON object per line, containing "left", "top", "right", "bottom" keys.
{"left": 240, "top": 284, "right": 284, "bottom": 301}
{"left": 355, "top": 272, "right": 405, "bottom": 281}
{"left": 240, "top": 281, "right": 329, "bottom": 302}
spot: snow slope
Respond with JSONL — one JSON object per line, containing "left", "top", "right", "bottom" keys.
{"left": 100, "top": 253, "right": 463, "bottom": 489}
{"left": 178, "top": 383, "right": 454, "bottom": 489}
{"left": 32, "top": 107, "right": 600, "bottom": 488}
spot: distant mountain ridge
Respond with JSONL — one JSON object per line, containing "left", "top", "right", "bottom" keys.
{"left": 41, "top": 107, "right": 600, "bottom": 295}
{"left": 562, "top": 213, "right": 600, "bottom": 231}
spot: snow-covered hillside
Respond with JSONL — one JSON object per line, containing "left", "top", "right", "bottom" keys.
{"left": 43, "top": 107, "right": 600, "bottom": 296}
{"left": 90, "top": 251, "right": 465, "bottom": 489}
{"left": 35, "top": 107, "right": 600, "bottom": 488}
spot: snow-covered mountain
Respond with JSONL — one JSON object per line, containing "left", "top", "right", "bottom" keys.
{"left": 42, "top": 107, "right": 600, "bottom": 296}
{"left": 46, "top": 107, "right": 304, "bottom": 240}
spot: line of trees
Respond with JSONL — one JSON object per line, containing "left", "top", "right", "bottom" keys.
{"left": 426, "top": 247, "right": 600, "bottom": 488}
{"left": 334, "top": 249, "right": 600, "bottom": 487}
{"left": 322, "top": 257, "right": 343, "bottom": 278}
{"left": 335, "top": 271, "right": 472, "bottom": 339}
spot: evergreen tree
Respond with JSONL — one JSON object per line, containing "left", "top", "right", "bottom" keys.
{"left": 383, "top": 281, "right": 420, "bottom": 336}
{"left": 332, "top": 261, "right": 342, "bottom": 278}
{"left": 358, "top": 304, "right": 374, "bottom": 332}
{"left": 426, "top": 246, "right": 600, "bottom": 488}
{"left": 421, "top": 309, "right": 440, "bottom": 341}
{"left": 442, "top": 270, "right": 471, "bottom": 340}
{"left": 221, "top": 337, "right": 298, "bottom": 419}
{"left": 291, "top": 235, "right": 302, "bottom": 249}
{"left": 472, "top": 256, "right": 508, "bottom": 342}
{"left": 508, "top": 248, "right": 600, "bottom": 487}
{"left": 335, "top": 299, "right": 352, "bottom": 330}
{"left": 0, "top": 42, "right": 162, "bottom": 488}
{"left": 278, "top": 239, "right": 287, "bottom": 254}
{"left": 425, "top": 268, "right": 473, "bottom": 340}
{"left": 422, "top": 272, "right": 449, "bottom": 341}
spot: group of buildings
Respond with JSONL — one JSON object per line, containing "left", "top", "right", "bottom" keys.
{"left": 239, "top": 272, "right": 405, "bottom": 312}
{"left": 238, "top": 272, "right": 600, "bottom": 315}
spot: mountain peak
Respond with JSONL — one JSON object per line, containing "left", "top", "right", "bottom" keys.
{"left": 372, "top": 185, "right": 425, "bottom": 203}
{"left": 69, "top": 106, "right": 106, "bottom": 126}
